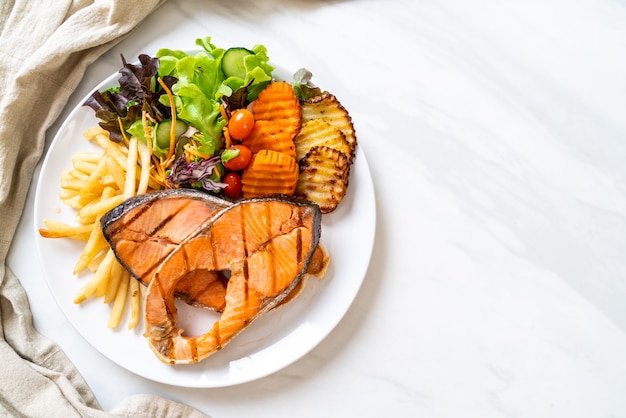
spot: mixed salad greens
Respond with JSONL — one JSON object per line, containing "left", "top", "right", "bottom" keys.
{"left": 84, "top": 36, "right": 320, "bottom": 198}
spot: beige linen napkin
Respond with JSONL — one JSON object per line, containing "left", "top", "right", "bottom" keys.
{"left": 0, "top": 1, "right": 209, "bottom": 417}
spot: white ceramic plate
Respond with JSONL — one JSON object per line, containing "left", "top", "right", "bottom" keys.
{"left": 33, "top": 63, "right": 376, "bottom": 388}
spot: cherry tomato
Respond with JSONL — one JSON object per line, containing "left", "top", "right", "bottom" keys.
{"left": 228, "top": 108, "right": 255, "bottom": 140}
{"left": 222, "top": 144, "right": 252, "bottom": 171}
{"left": 222, "top": 172, "right": 243, "bottom": 200}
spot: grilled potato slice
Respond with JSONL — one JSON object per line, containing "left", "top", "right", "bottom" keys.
{"left": 300, "top": 93, "right": 356, "bottom": 161}
{"left": 296, "top": 146, "right": 350, "bottom": 214}
{"left": 294, "top": 119, "right": 352, "bottom": 162}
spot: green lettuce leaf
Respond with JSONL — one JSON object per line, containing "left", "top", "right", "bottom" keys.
{"left": 292, "top": 67, "right": 323, "bottom": 100}
{"left": 155, "top": 36, "right": 274, "bottom": 157}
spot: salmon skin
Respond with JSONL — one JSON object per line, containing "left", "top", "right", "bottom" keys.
{"left": 101, "top": 190, "right": 322, "bottom": 364}
{"left": 101, "top": 188, "right": 231, "bottom": 311}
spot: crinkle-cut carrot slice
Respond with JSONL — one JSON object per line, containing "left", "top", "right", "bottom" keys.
{"left": 243, "top": 81, "right": 300, "bottom": 158}
{"left": 252, "top": 81, "right": 300, "bottom": 122}
{"left": 243, "top": 120, "right": 296, "bottom": 158}
{"left": 241, "top": 149, "right": 298, "bottom": 198}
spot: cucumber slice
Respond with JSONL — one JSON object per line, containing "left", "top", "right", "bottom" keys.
{"left": 155, "top": 119, "right": 188, "bottom": 150}
{"left": 222, "top": 47, "right": 254, "bottom": 79}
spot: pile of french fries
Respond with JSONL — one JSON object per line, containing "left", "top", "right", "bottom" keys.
{"left": 39, "top": 126, "right": 157, "bottom": 329}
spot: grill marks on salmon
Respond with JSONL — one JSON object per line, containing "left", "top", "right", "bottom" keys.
{"left": 142, "top": 196, "right": 321, "bottom": 364}
{"left": 102, "top": 189, "right": 231, "bottom": 311}
{"left": 101, "top": 190, "right": 322, "bottom": 364}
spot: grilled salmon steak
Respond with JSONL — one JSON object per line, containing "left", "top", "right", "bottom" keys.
{"left": 102, "top": 189, "right": 327, "bottom": 312}
{"left": 101, "top": 189, "right": 231, "bottom": 310}
{"left": 102, "top": 190, "right": 322, "bottom": 364}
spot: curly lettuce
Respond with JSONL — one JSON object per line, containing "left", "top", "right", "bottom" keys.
{"left": 156, "top": 36, "right": 274, "bottom": 157}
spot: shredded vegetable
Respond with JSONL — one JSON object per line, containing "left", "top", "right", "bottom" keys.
{"left": 167, "top": 155, "right": 225, "bottom": 191}
{"left": 82, "top": 36, "right": 316, "bottom": 197}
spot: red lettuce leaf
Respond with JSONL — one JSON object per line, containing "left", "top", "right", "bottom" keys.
{"left": 83, "top": 54, "right": 176, "bottom": 142}
{"left": 167, "top": 154, "right": 226, "bottom": 192}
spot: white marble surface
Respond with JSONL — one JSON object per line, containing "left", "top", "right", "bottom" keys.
{"left": 7, "top": 0, "right": 626, "bottom": 416}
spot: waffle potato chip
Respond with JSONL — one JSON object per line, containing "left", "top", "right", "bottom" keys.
{"left": 295, "top": 146, "right": 350, "bottom": 214}
{"left": 294, "top": 118, "right": 352, "bottom": 162}
{"left": 300, "top": 93, "right": 356, "bottom": 161}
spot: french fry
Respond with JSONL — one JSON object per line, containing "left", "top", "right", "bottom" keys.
{"left": 92, "top": 133, "right": 128, "bottom": 170}
{"left": 83, "top": 126, "right": 108, "bottom": 140}
{"left": 136, "top": 140, "right": 151, "bottom": 195}
{"left": 127, "top": 279, "right": 141, "bottom": 330}
{"left": 73, "top": 186, "right": 116, "bottom": 274}
{"left": 39, "top": 220, "right": 93, "bottom": 239}
{"left": 87, "top": 250, "right": 107, "bottom": 272}
{"left": 104, "top": 258, "right": 125, "bottom": 304}
{"left": 72, "top": 193, "right": 102, "bottom": 210}
{"left": 61, "top": 170, "right": 88, "bottom": 182}
{"left": 72, "top": 160, "right": 98, "bottom": 176}
{"left": 94, "top": 249, "right": 116, "bottom": 299}
{"left": 59, "top": 188, "right": 80, "bottom": 200}
{"left": 73, "top": 287, "right": 88, "bottom": 304}
{"left": 74, "top": 249, "right": 115, "bottom": 303}
{"left": 73, "top": 218, "right": 108, "bottom": 275}
{"left": 78, "top": 158, "right": 108, "bottom": 205}
{"left": 61, "top": 196, "right": 83, "bottom": 210}
{"left": 104, "top": 154, "right": 126, "bottom": 191}
{"left": 60, "top": 177, "right": 86, "bottom": 191}
{"left": 70, "top": 232, "right": 91, "bottom": 242}
{"left": 108, "top": 271, "right": 130, "bottom": 329}
{"left": 71, "top": 151, "right": 102, "bottom": 164}
{"left": 76, "top": 194, "right": 124, "bottom": 225}
{"left": 124, "top": 136, "right": 138, "bottom": 199}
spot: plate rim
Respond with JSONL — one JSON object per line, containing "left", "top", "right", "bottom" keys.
{"left": 33, "top": 56, "right": 376, "bottom": 388}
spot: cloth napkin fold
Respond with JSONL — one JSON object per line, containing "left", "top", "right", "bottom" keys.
{"left": 0, "top": 1, "right": 209, "bottom": 417}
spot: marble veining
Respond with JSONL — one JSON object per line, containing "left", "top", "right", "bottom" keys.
{"left": 7, "top": 0, "right": 626, "bottom": 416}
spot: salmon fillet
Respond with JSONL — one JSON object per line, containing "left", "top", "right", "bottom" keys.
{"left": 141, "top": 195, "right": 321, "bottom": 364}
{"left": 102, "top": 190, "right": 323, "bottom": 364}
{"left": 102, "top": 188, "right": 328, "bottom": 317}
{"left": 101, "top": 189, "right": 231, "bottom": 311}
